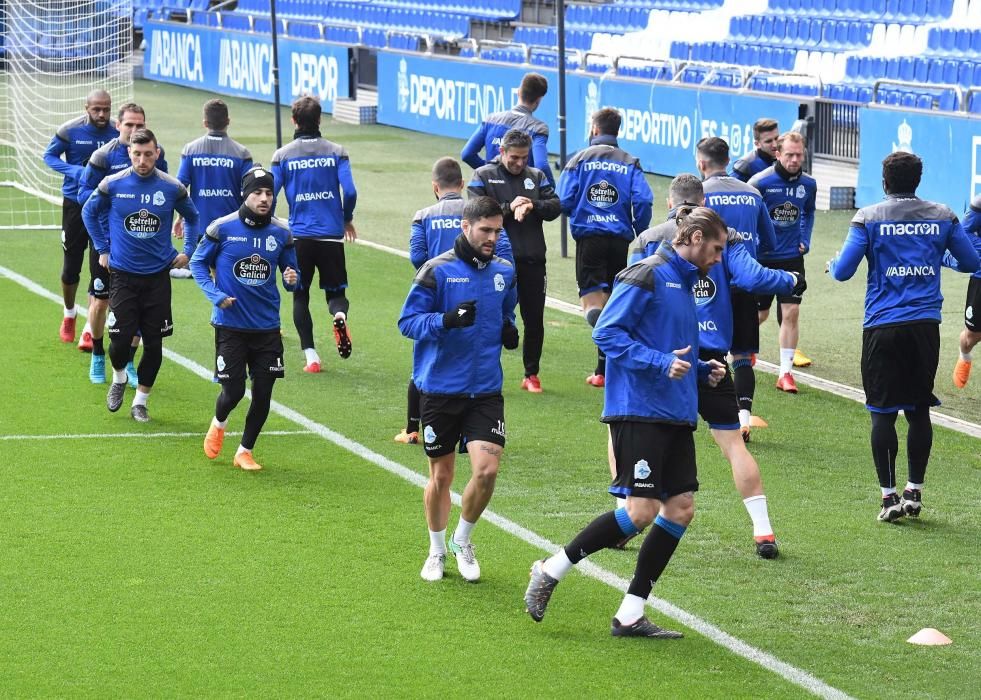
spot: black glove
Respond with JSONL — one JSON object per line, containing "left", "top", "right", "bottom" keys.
{"left": 501, "top": 323, "right": 519, "bottom": 350}
{"left": 790, "top": 271, "right": 807, "bottom": 297}
{"left": 443, "top": 300, "right": 476, "bottom": 329}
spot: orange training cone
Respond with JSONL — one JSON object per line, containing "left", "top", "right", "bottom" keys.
{"left": 906, "top": 628, "right": 952, "bottom": 646}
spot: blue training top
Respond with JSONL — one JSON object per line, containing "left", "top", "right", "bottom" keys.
{"left": 749, "top": 162, "right": 817, "bottom": 260}
{"left": 461, "top": 104, "right": 554, "bottom": 185}
{"left": 42, "top": 114, "right": 119, "bottom": 202}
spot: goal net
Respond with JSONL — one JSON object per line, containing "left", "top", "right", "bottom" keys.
{"left": 0, "top": 0, "right": 134, "bottom": 230}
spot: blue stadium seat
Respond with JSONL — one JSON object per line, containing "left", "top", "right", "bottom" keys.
{"left": 784, "top": 17, "right": 799, "bottom": 43}
{"left": 898, "top": 56, "right": 915, "bottom": 81}
{"left": 857, "top": 85, "right": 873, "bottom": 103}
{"left": 759, "top": 45, "right": 773, "bottom": 68}
{"left": 939, "top": 89, "right": 957, "bottom": 111}
{"left": 928, "top": 0, "right": 954, "bottom": 20}
{"left": 772, "top": 16, "right": 787, "bottom": 42}
{"left": 913, "top": 57, "right": 929, "bottom": 83}
{"left": 970, "top": 92, "right": 981, "bottom": 114}
{"left": 221, "top": 13, "right": 252, "bottom": 31}
{"left": 915, "top": 93, "right": 933, "bottom": 110}
{"left": 954, "top": 28, "right": 971, "bottom": 54}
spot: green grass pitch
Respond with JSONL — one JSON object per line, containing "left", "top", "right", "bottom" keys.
{"left": 0, "top": 80, "right": 978, "bottom": 697}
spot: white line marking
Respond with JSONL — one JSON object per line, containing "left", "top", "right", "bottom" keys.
{"left": 355, "top": 239, "right": 981, "bottom": 437}
{"left": 0, "top": 430, "right": 313, "bottom": 442}
{"left": 1, "top": 263, "right": 852, "bottom": 700}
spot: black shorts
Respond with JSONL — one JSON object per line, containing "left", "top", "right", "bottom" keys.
{"left": 295, "top": 238, "right": 348, "bottom": 292}
{"left": 608, "top": 421, "right": 698, "bottom": 501}
{"left": 575, "top": 236, "right": 629, "bottom": 297}
{"left": 61, "top": 199, "right": 110, "bottom": 298}
{"left": 107, "top": 269, "right": 174, "bottom": 342}
{"left": 757, "top": 256, "right": 804, "bottom": 309}
{"left": 965, "top": 276, "right": 981, "bottom": 332}
{"left": 419, "top": 393, "right": 506, "bottom": 458}
{"left": 729, "top": 289, "right": 760, "bottom": 354}
{"left": 697, "top": 350, "right": 739, "bottom": 430}
{"left": 215, "top": 327, "right": 285, "bottom": 383}
{"left": 861, "top": 321, "right": 940, "bottom": 413}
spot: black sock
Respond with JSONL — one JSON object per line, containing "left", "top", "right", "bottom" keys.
{"left": 596, "top": 348, "right": 606, "bottom": 377}
{"left": 732, "top": 360, "right": 755, "bottom": 412}
{"left": 626, "top": 518, "right": 684, "bottom": 600}
{"left": 93, "top": 336, "right": 104, "bottom": 356}
{"left": 327, "top": 292, "right": 350, "bottom": 318}
{"left": 564, "top": 511, "right": 623, "bottom": 564}
{"left": 293, "top": 287, "right": 315, "bottom": 349}
{"left": 129, "top": 344, "right": 138, "bottom": 362}
{"left": 905, "top": 407, "right": 933, "bottom": 485}
{"left": 870, "top": 412, "right": 899, "bottom": 489}
{"left": 215, "top": 380, "right": 246, "bottom": 423}
{"left": 136, "top": 339, "right": 162, "bottom": 388}
{"left": 407, "top": 379, "right": 421, "bottom": 433}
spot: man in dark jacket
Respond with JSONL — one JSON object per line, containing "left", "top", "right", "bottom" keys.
{"left": 469, "top": 129, "right": 561, "bottom": 392}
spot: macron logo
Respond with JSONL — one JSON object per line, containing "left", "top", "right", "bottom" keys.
{"left": 446, "top": 277, "right": 469, "bottom": 283}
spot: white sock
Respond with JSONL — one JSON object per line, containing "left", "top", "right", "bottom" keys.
{"left": 132, "top": 390, "right": 149, "bottom": 408}
{"left": 614, "top": 593, "right": 647, "bottom": 625}
{"left": 616, "top": 497, "right": 627, "bottom": 509}
{"left": 113, "top": 368, "right": 128, "bottom": 384}
{"left": 779, "top": 348, "right": 795, "bottom": 375}
{"left": 905, "top": 482, "right": 923, "bottom": 492}
{"left": 81, "top": 321, "right": 92, "bottom": 334}
{"left": 236, "top": 445, "right": 250, "bottom": 456}
{"left": 961, "top": 350, "right": 973, "bottom": 362}
{"left": 542, "top": 548, "right": 574, "bottom": 581}
{"left": 303, "top": 348, "right": 320, "bottom": 364}
{"left": 428, "top": 528, "right": 446, "bottom": 555}
{"left": 739, "top": 409, "right": 751, "bottom": 429}
{"left": 64, "top": 306, "right": 77, "bottom": 318}
{"left": 743, "top": 495, "right": 773, "bottom": 538}
{"left": 213, "top": 417, "right": 227, "bottom": 430}
{"left": 334, "top": 311, "right": 346, "bottom": 321}
{"left": 452, "top": 517, "right": 476, "bottom": 546}
{"left": 881, "top": 487, "right": 897, "bottom": 497}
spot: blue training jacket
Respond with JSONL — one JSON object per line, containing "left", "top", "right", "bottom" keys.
{"left": 270, "top": 132, "right": 356, "bottom": 239}
{"left": 729, "top": 148, "right": 775, "bottom": 183}
{"left": 946, "top": 195, "right": 981, "bottom": 279}
{"left": 398, "top": 235, "right": 518, "bottom": 397}
{"left": 190, "top": 210, "right": 299, "bottom": 332}
{"left": 702, "top": 172, "right": 776, "bottom": 260}
{"left": 749, "top": 163, "right": 817, "bottom": 259}
{"left": 408, "top": 191, "right": 513, "bottom": 270}
{"left": 78, "top": 138, "right": 169, "bottom": 205}
{"left": 82, "top": 167, "right": 199, "bottom": 275}
{"left": 557, "top": 134, "right": 653, "bottom": 241}
{"left": 176, "top": 131, "right": 253, "bottom": 255}
{"left": 631, "top": 216, "right": 795, "bottom": 353}
{"left": 829, "top": 193, "right": 980, "bottom": 328}
{"left": 594, "top": 241, "right": 713, "bottom": 426}
{"left": 42, "top": 115, "right": 118, "bottom": 202}
{"left": 460, "top": 104, "right": 554, "bottom": 185}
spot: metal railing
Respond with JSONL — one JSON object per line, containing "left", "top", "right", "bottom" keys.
{"left": 813, "top": 99, "right": 859, "bottom": 162}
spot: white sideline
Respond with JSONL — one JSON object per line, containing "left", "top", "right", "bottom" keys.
{"left": 0, "top": 430, "right": 312, "bottom": 441}
{"left": 0, "top": 263, "right": 853, "bottom": 700}
{"left": 357, "top": 238, "right": 981, "bottom": 438}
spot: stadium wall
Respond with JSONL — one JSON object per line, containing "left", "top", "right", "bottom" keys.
{"left": 376, "top": 50, "right": 799, "bottom": 176}
{"left": 142, "top": 20, "right": 350, "bottom": 113}
{"left": 856, "top": 107, "right": 980, "bottom": 211}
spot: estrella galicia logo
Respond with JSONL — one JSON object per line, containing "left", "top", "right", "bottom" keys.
{"left": 124, "top": 209, "right": 162, "bottom": 238}
{"left": 634, "top": 459, "right": 651, "bottom": 480}
{"left": 152, "top": 190, "right": 165, "bottom": 206}
{"left": 494, "top": 273, "right": 505, "bottom": 292}
{"left": 692, "top": 275, "right": 716, "bottom": 306}
{"left": 587, "top": 180, "right": 619, "bottom": 209}
{"left": 771, "top": 201, "right": 800, "bottom": 224}
{"left": 233, "top": 254, "right": 272, "bottom": 286}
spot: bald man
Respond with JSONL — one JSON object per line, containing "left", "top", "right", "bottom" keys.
{"left": 43, "top": 89, "right": 119, "bottom": 353}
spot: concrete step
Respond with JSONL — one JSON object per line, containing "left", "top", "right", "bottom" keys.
{"left": 332, "top": 92, "right": 378, "bottom": 125}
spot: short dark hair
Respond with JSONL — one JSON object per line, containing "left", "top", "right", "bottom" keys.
{"left": 117, "top": 102, "right": 145, "bottom": 121}
{"left": 464, "top": 195, "right": 504, "bottom": 224}
{"left": 669, "top": 173, "right": 703, "bottom": 207}
{"left": 674, "top": 206, "right": 727, "bottom": 246}
{"left": 203, "top": 99, "right": 230, "bottom": 130}
{"left": 292, "top": 95, "right": 321, "bottom": 132}
{"left": 432, "top": 157, "right": 463, "bottom": 189}
{"left": 592, "top": 107, "right": 621, "bottom": 136}
{"left": 500, "top": 128, "right": 531, "bottom": 152}
{"left": 519, "top": 73, "right": 548, "bottom": 104}
{"left": 129, "top": 128, "right": 157, "bottom": 147}
{"left": 696, "top": 137, "right": 729, "bottom": 169}
{"left": 753, "top": 118, "right": 779, "bottom": 141}
{"left": 882, "top": 151, "right": 922, "bottom": 194}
